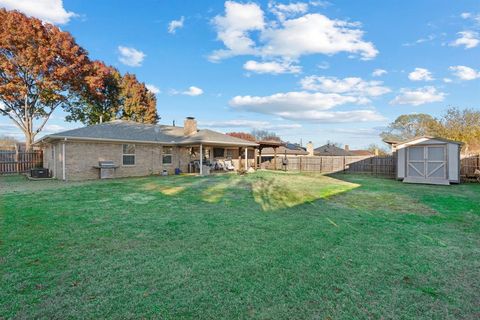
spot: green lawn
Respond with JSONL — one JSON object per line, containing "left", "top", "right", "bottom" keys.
{"left": 1, "top": 172, "right": 479, "bottom": 319}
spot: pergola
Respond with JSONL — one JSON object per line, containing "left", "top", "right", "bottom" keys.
{"left": 256, "top": 140, "right": 284, "bottom": 170}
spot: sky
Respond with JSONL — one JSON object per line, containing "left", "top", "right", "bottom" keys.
{"left": 0, "top": 0, "right": 479, "bottom": 149}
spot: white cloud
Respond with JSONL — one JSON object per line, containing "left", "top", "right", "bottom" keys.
{"left": 408, "top": 68, "right": 434, "bottom": 81}
{"left": 209, "top": 1, "right": 265, "bottom": 61}
{"left": 461, "top": 12, "right": 480, "bottom": 24}
{"left": 372, "top": 69, "right": 387, "bottom": 77}
{"left": 243, "top": 60, "right": 301, "bottom": 74}
{"left": 0, "top": 0, "right": 76, "bottom": 24}
{"left": 229, "top": 91, "right": 384, "bottom": 123}
{"left": 146, "top": 84, "right": 161, "bottom": 94}
{"left": 390, "top": 86, "right": 445, "bottom": 106}
{"left": 275, "top": 110, "right": 385, "bottom": 123}
{"left": 443, "top": 78, "right": 452, "bottom": 83}
{"left": 269, "top": 1, "right": 309, "bottom": 21}
{"left": 117, "top": 46, "right": 146, "bottom": 67}
{"left": 210, "top": 2, "right": 378, "bottom": 62}
{"left": 168, "top": 16, "right": 185, "bottom": 34}
{"left": 450, "top": 31, "right": 479, "bottom": 49}
{"left": 260, "top": 13, "right": 378, "bottom": 60}
{"left": 200, "top": 119, "right": 302, "bottom": 130}
{"left": 402, "top": 34, "right": 436, "bottom": 47}
{"left": 300, "top": 76, "right": 390, "bottom": 97}
{"left": 449, "top": 65, "right": 480, "bottom": 81}
{"left": 171, "top": 86, "right": 204, "bottom": 96}
{"left": 44, "top": 124, "right": 67, "bottom": 133}
{"left": 231, "top": 91, "right": 366, "bottom": 112}
{"left": 317, "top": 61, "right": 330, "bottom": 69}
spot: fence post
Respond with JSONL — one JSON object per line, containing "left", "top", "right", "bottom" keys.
{"left": 15, "top": 144, "right": 20, "bottom": 174}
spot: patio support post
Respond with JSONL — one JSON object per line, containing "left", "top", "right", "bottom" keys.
{"left": 199, "top": 143, "right": 203, "bottom": 175}
{"left": 245, "top": 147, "right": 248, "bottom": 171}
{"left": 258, "top": 148, "right": 262, "bottom": 169}
{"left": 273, "top": 147, "right": 277, "bottom": 170}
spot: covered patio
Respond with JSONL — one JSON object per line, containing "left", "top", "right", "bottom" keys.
{"left": 178, "top": 130, "right": 259, "bottom": 175}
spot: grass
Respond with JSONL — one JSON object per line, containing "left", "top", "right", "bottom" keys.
{"left": 1, "top": 171, "right": 479, "bottom": 319}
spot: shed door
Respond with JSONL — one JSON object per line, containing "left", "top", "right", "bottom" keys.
{"left": 407, "top": 146, "right": 446, "bottom": 179}
{"left": 426, "top": 146, "right": 446, "bottom": 179}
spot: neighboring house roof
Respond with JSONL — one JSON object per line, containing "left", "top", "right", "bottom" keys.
{"left": 37, "top": 120, "right": 258, "bottom": 147}
{"left": 314, "top": 144, "right": 353, "bottom": 156}
{"left": 261, "top": 143, "right": 308, "bottom": 156}
{"left": 349, "top": 149, "right": 373, "bottom": 156}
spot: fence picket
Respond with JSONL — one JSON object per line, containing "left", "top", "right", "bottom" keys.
{"left": 0, "top": 150, "right": 43, "bottom": 174}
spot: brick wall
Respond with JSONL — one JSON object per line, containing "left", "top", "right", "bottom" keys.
{"left": 43, "top": 140, "right": 191, "bottom": 180}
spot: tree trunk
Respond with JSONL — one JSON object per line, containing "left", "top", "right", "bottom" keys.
{"left": 24, "top": 132, "right": 34, "bottom": 151}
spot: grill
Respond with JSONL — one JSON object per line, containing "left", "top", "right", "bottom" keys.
{"left": 94, "top": 161, "right": 118, "bottom": 179}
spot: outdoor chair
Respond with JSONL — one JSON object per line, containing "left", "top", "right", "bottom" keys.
{"left": 224, "top": 160, "right": 235, "bottom": 171}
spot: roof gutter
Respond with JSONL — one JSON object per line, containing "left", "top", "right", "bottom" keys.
{"left": 37, "top": 135, "right": 258, "bottom": 147}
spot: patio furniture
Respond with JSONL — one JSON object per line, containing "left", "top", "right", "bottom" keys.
{"left": 224, "top": 160, "right": 235, "bottom": 171}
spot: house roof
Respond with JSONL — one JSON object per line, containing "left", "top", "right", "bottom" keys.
{"left": 36, "top": 120, "right": 258, "bottom": 147}
{"left": 349, "top": 149, "right": 373, "bottom": 156}
{"left": 314, "top": 144, "right": 353, "bottom": 156}
{"left": 262, "top": 143, "right": 308, "bottom": 156}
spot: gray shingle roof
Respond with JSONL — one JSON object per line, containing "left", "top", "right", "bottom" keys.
{"left": 261, "top": 144, "right": 308, "bottom": 155}
{"left": 39, "top": 120, "right": 257, "bottom": 147}
{"left": 314, "top": 144, "right": 353, "bottom": 156}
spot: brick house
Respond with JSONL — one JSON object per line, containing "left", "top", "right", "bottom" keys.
{"left": 37, "top": 117, "right": 258, "bottom": 180}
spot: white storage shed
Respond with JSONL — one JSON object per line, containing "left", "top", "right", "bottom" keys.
{"left": 392, "top": 137, "right": 462, "bottom": 185}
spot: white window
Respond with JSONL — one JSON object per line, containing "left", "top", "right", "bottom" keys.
{"left": 122, "top": 144, "right": 135, "bottom": 165}
{"left": 162, "top": 146, "right": 173, "bottom": 165}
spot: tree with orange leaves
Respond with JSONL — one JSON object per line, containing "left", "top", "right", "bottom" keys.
{"left": 226, "top": 132, "right": 256, "bottom": 142}
{"left": 118, "top": 73, "right": 158, "bottom": 124}
{"left": 0, "top": 9, "right": 90, "bottom": 149}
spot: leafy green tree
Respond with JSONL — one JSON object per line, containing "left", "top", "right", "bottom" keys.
{"left": 65, "top": 61, "right": 121, "bottom": 125}
{"left": 65, "top": 70, "right": 159, "bottom": 125}
{"left": 380, "top": 114, "right": 440, "bottom": 141}
{"left": 437, "top": 107, "right": 480, "bottom": 154}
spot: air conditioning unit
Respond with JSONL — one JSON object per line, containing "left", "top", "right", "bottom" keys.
{"left": 31, "top": 168, "right": 49, "bottom": 178}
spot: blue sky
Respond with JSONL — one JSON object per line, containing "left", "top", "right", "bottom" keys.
{"left": 1, "top": 0, "right": 479, "bottom": 148}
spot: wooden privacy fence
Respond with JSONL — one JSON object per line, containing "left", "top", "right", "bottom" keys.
{"left": 263, "top": 155, "right": 396, "bottom": 177}
{"left": 460, "top": 154, "right": 480, "bottom": 181}
{"left": 0, "top": 149, "right": 43, "bottom": 174}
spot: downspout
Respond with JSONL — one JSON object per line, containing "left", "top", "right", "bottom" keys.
{"left": 62, "top": 138, "right": 67, "bottom": 181}
{"left": 53, "top": 144, "right": 56, "bottom": 178}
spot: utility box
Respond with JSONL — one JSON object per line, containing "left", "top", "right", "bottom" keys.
{"left": 31, "top": 168, "right": 49, "bottom": 178}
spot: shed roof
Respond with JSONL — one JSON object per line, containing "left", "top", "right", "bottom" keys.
{"left": 390, "top": 136, "right": 463, "bottom": 148}
{"left": 37, "top": 120, "right": 258, "bottom": 147}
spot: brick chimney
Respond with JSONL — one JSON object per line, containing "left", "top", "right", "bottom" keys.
{"left": 344, "top": 144, "right": 350, "bottom": 152}
{"left": 183, "top": 117, "right": 197, "bottom": 136}
{"left": 306, "top": 141, "right": 314, "bottom": 156}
